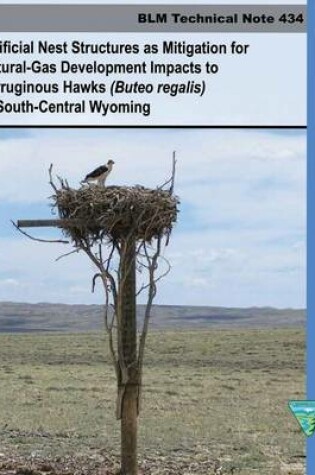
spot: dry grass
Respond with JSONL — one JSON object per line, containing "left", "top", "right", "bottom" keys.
{"left": 0, "top": 328, "right": 305, "bottom": 474}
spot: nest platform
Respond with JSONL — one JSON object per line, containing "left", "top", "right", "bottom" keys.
{"left": 54, "top": 185, "right": 179, "bottom": 243}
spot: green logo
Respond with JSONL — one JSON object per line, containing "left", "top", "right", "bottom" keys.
{"left": 288, "top": 400, "right": 315, "bottom": 437}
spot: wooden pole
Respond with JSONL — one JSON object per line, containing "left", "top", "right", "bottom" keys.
{"left": 119, "top": 236, "right": 138, "bottom": 475}
{"left": 17, "top": 219, "right": 79, "bottom": 228}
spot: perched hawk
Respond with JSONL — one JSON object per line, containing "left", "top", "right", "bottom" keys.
{"left": 82, "top": 159, "right": 115, "bottom": 186}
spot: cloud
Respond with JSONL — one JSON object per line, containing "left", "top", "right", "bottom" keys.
{"left": 0, "top": 278, "right": 20, "bottom": 287}
{"left": 189, "top": 277, "right": 209, "bottom": 288}
{"left": 0, "top": 128, "right": 306, "bottom": 307}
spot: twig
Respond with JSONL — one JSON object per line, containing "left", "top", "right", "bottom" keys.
{"left": 55, "top": 248, "right": 80, "bottom": 261}
{"left": 48, "top": 163, "right": 58, "bottom": 193}
{"left": 170, "top": 152, "right": 177, "bottom": 195}
{"left": 92, "top": 272, "right": 102, "bottom": 293}
{"left": 157, "top": 151, "right": 177, "bottom": 193}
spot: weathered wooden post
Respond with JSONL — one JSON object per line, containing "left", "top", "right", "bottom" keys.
{"left": 15, "top": 159, "right": 178, "bottom": 475}
{"left": 118, "top": 236, "right": 138, "bottom": 474}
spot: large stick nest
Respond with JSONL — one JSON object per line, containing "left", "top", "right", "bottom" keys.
{"left": 53, "top": 185, "right": 179, "bottom": 243}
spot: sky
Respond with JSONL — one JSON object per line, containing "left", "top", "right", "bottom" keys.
{"left": 0, "top": 127, "right": 306, "bottom": 308}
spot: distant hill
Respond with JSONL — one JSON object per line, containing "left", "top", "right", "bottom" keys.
{"left": 0, "top": 302, "right": 305, "bottom": 333}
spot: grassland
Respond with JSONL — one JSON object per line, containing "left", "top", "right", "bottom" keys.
{"left": 0, "top": 329, "right": 305, "bottom": 474}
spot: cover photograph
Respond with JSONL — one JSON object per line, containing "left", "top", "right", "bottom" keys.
{"left": 0, "top": 1, "right": 310, "bottom": 475}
